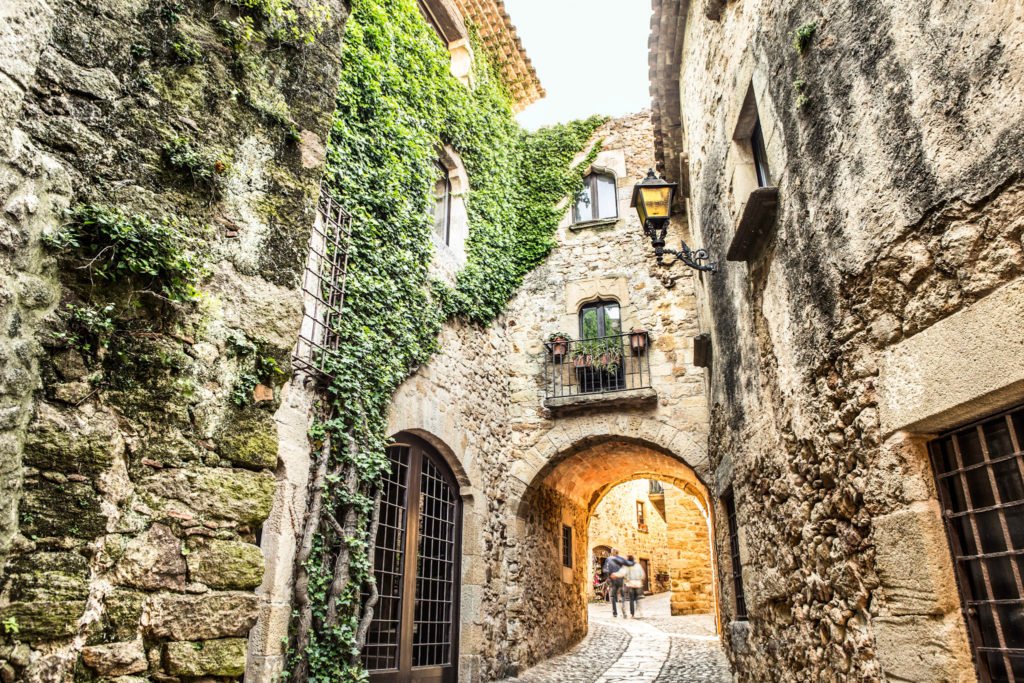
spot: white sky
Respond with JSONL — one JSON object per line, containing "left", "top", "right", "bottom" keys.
{"left": 505, "top": 0, "right": 653, "bottom": 130}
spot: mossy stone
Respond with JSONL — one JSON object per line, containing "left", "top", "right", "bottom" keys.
{"left": 0, "top": 601, "right": 86, "bottom": 640}
{"left": 101, "top": 590, "right": 145, "bottom": 642}
{"left": 7, "top": 552, "right": 89, "bottom": 602}
{"left": 163, "top": 638, "right": 247, "bottom": 677}
{"left": 23, "top": 417, "right": 116, "bottom": 477}
{"left": 141, "top": 468, "right": 275, "bottom": 524}
{"left": 217, "top": 409, "right": 279, "bottom": 469}
{"left": 187, "top": 540, "right": 265, "bottom": 590}
{"left": 19, "top": 480, "right": 106, "bottom": 539}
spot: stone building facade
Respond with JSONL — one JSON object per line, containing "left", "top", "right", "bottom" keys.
{"left": 649, "top": 0, "right": 1024, "bottom": 681}
{"left": 381, "top": 110, "right": 718, "bottom": 680}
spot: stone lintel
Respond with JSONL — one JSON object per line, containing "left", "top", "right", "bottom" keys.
{"left": 544, "top": 387, "right": 658, "bottom": 415}
{"left": 878, "top": 279, "right": 1024, "bottom": 436}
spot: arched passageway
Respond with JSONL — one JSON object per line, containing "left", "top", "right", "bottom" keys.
{"left": 508, "top": 435, "right": 722, "bottom": 678}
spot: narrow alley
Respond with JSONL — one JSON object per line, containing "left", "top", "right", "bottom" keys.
{"left": 501, "top": 594, "right": 730, "bottom": 683}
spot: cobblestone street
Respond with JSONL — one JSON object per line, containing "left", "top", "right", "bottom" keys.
{"left": 501, "top": 593, "right": 732, "bottom": 682}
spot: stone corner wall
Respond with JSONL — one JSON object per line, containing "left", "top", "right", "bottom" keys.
{"left": 0, "top": 0, "right": 349, "bottom": 680}
{"left": 667, "top": 0, "right": 1024, "bottom": 680}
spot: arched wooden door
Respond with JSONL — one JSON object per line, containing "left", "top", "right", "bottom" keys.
{"left": 363, "top": 434, "right": 462, "bottom": 682}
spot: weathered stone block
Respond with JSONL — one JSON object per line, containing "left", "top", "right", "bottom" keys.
{"left": 110, "top": 523, "right": 186, "bottom": 591}
{"left": 19, "top": 480, "right": 106, "bottom": 539}
{"left": 186, "top": 539, "right": 265, "bottom": 590}
{"left": 163, "top": 638, "right": 247, "bottom": 677}
{"left": 140, "top": 467, "right": 275, "bottom": 524}
{"left": 22, "top": 410, "right": 120, "bottom": 476}
{"left": 872, "top": 501, "right": 960, "bottom": 616}
{"left": 217, "top": 410, "right": 279, "bottom": 469}
{"left": 102, "top": 590, "right": 145, "bottom": 641}
{"left": 6, "top": 553, "right": 89, "bottom": 602}
{"left": 0, "top": 600, "right": 85, "bottom": 640}
{"left": 143, "top": 592, "right": 259, "bottom": 640}
{"left": 81, "top": 640, "right": 147, "bottom": 676}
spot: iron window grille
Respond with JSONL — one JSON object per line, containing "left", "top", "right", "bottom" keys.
{"left": 649, "top": 479, "right": 665, "bottom": 495}
{"left": 724, "top": 490, "right": 748, "bottom": 620}
{"left": 562, "top": 525, "right": 573, "bottom": 568}
{"left": 294, "top": 188, "right": 352, "bottom": 383}
{"left": 930, "top": 404, "right": 1024, "bottom": 683}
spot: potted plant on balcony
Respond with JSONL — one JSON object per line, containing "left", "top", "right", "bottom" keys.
{"left": 629, "top": 327, "right": 649, "bottom": 355}
{"left": 546, "top": 332, "right": 572, "bottom": 362}
{"left": 587, "top": 337, "right": 622, "bottom": 374}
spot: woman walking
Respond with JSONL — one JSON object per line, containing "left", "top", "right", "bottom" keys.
{"left": 624, "top": 554, "right": 646, "bottom": 618}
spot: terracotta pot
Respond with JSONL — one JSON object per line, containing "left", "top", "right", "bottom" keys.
{"left": 549, "top": 337, "right": 568, "bottom": 359}
{"left": 630, "top": 330, "right": 648, "bottom": 354}
{"left": 573, "top": 355, "right": 592, "bottom": 368}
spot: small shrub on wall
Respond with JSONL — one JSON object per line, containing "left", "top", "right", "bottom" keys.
{"left": 288, "top": 0, "right": 605, "bottom": 680}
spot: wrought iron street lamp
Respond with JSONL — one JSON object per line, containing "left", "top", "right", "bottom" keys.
{"left": 630, "top": 169, "right": 716, "bottom": 272}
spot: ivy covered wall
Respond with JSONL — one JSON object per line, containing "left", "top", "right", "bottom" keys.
{"left": 287, "top": 0, "right": 604, "bottom": 680}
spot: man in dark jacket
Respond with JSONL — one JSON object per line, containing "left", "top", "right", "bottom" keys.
{"left": 602, "top": 549, "right": 634, "bottom": 618}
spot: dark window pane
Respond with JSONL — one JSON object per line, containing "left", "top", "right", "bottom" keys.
{"left": 965, "top": 465, "right": 996, "bottom": 508}
{"left": 959, "top": 429, "right": 986, "bottom": 467}
{"left": 994, "top": 459, "right": 1024, "bottom": 504}
{"left": 985, "top": 418, "right": 1015, "bottom": 457}
{"left": 986, "top": 556, "right": 1019, "bottom": 600}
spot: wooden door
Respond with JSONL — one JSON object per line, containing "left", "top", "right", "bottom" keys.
{"left": 363, "top": 435, "right": 462, "bottom": 682}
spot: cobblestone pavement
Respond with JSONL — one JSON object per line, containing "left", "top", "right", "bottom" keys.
{"left": 500, "top": 593, "right": 732, "bottom": 683}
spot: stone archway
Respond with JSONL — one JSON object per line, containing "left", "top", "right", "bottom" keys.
{"left": 506, "top": 431, "right": 719, "bottom": 674}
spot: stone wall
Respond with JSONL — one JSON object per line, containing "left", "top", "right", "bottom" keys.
{"left": 651, "top": 0, "right": 1024, "bottom": 680}
{"left": 0, "top": 1, "right": 348, "bottom": 680}
{"left": 663, "top": 484, "right": 712, "bottom": 615}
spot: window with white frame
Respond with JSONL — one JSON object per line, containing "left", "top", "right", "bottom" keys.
{"left": 573, "top": 171, "right": 618, "bottom": 223}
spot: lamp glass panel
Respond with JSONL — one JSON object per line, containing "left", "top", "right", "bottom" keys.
{"left": 639, "top": 186, "right": 671, "bottom": 219}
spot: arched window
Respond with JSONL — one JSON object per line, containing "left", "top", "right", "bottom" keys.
{"left": 578, "top": 299, "right": 621, "bottom": 339}
{"left": 573, "top": 171, "right": 618, "bottom": 223}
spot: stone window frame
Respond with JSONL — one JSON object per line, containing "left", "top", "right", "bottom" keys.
{"left": 431, "top": 145, "right": 470, "bottom": 272}
{"left": 635, "top": 499, "right": 647, "bottom": 532}
{"left": 868, "top": 281, "right": 1024, "bottom": 681}
{"left": 419, "top": 0, "right": 475, "bottom": 86}
{"left": 567, "top": 150, "right": 628, "bottom": 233}
{"left": 725, "top": 80, "right": 782, "bottom": 263}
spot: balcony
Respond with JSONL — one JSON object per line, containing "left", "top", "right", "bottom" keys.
{"left": 543, "top": 332, "right": 657, "bottom": 414}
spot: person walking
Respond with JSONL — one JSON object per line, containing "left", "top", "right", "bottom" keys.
{"left": 602, "top": 549, "right": 634, "bottom": 618}
{"left": 624, "top": 554, "right": 646, "bottom": 618}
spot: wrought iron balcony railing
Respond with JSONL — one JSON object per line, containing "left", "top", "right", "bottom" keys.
{"left": 543, "top": 331, "right": 652, "bottom": 400}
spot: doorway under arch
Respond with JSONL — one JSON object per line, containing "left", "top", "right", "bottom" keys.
{"left": 509, "top": 435, "right": 720, "bottom": 673}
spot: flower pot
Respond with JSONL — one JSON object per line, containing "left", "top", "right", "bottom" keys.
{"left": 549, "top": 337, "right": 568, "bottom": 361}
{"left": 630, "top": 330, "right": 648, "bottom": 355}
{"left": 573, "top": 355, "right": 592, "bottom": 369}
